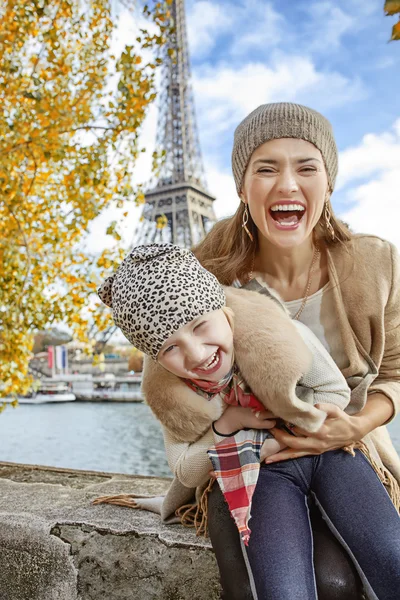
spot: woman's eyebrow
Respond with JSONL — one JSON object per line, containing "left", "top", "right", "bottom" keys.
{"left": 297, "top": 157, "right": 321, "bottom": 164}
{"left": 252, "top": 157, "right": 321, "bottom": 166}
{"left": 253, "top": 159, "right": 278, "bottom": 166}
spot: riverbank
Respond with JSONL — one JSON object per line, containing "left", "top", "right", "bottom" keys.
{"left": 0, "top": 461, "right": 220, "bottom": 600}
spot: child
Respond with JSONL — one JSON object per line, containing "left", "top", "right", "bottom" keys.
{"left": 95, "top": 243, "right": 352, "bottom": 544}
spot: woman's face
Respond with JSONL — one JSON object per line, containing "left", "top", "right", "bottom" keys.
{"left": 241, "top": 138, "right": 329, "bottom": 249}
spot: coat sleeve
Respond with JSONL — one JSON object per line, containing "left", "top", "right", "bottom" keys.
{"left": 294, "top": 321, "right": 351, "bottom": 410}
{"left": 369, "top": 243, "right": 400, "bottom": 422}
{"left": 163, "top": 426, "right": 214, "bottom": 489}
{"left": 225, "top": 287, "right": 330, "bottom": 432}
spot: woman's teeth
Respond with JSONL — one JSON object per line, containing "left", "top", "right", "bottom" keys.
{"left": 198, "top": 351, "right": 219, "bottom": 371}
{"left": 270, "top": 204, "right": 305, "bottom": 226}
{"left": 270, "top": 204, "right": 305, "bottom": 212}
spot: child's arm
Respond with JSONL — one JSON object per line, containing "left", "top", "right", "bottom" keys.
{"left": 163, "top": 426, "right": 214, "bottom": 488}
{"left": 225, "top": 287, "right": 328, "bottom": 432}
{"left": 225, "top": 287, "right": 351, "bottom": 432}
{"left": 293, "top": 320, "right": 351, "bottom": 410}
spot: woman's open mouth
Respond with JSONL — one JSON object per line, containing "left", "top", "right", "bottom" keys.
{"left": 269, "top": 203, "right": 305, "bottom": 230}
{"left": 193, "top": 349, "right": 222, "bottom": 376}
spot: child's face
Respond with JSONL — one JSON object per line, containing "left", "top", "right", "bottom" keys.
{"left": 157, "top": 309, "right": 234, "bottom": 382}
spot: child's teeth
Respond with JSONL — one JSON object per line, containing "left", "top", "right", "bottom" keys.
{"left": 200, "top": 351, "right": 218, "bottom": 370}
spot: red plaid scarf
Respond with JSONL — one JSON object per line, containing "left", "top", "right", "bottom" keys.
{"left": 186, "top": 367, "right": 271, "bottom": 545}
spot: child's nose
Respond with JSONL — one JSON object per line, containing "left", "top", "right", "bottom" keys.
{"left": 185, "top": 343, "right": 206, "bottom": 368}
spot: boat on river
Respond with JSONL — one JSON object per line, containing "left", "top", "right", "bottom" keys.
{"left": 3, "top": 375, "right": 143, "bottom": 405}
{"left": 72, "top": 376, "right": 142, "bottom": 402}
{"left": 9, "top": 380, "right": 76, "bottom": 404}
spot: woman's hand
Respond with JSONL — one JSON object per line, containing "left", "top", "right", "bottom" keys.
{"left": 213, "top": 406, "right": 276, "bottom": 436}
{"left": 264, "top": 403, "right": 361, "bottom": 463}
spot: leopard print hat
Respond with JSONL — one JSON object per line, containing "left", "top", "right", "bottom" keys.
{"left": 97, "top": 244, "right": 226, "bottom": 360}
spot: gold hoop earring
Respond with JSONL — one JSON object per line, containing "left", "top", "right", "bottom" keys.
{"left": 242, "top": 204, "right": 254, "bottom": 242}
{"left": 324, "top": 202, "right": 335, "bottom": 241}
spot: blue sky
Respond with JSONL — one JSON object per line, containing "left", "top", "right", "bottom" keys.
{"left": 87, "top": 0, "right": 400, "bottom": 251}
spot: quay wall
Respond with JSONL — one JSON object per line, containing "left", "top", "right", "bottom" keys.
{"left": 0, "top": 462, "right": 220, "bottom": 600}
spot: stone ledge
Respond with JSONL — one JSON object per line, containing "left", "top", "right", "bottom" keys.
{"left": 0, "top": 462, "right": 220, "bottom": 600}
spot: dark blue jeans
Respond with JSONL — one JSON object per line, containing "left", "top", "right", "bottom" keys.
{"left": 242, "top": 449, "right": 400, "bottom": 600}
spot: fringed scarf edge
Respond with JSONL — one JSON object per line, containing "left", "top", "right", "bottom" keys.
{"left": 355, "top": 441, "right": 400, "bottom": 513}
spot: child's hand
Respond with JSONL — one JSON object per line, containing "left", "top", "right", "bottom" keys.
{"left": 260, "top": 438, "right": 287, "bottom": 462}
{"left": 214, "top": 406, "right": 276, "bottom": 436}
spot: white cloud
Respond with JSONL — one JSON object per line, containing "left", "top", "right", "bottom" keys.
{"left": 373, "top": 56, "right": 397, "bottom": 71}
{"left": 188, "top": 0, "right": 376, "bottom": 64}
{"left": 337, "top": 119, "right": 400, "bottom": 190}
{"left": 303, "top": 2, "right": 354, "bottom": 51}
{"left": 205, "top": 162, "right": 239, "bottom": 219}
{"left": 187, "top": 1, "right": 233, "bottom": 58}
{"left": 229, "top": 1, "right": 285, "bottom": 56}
{"left": 194, "top": 55, "right": 365, "bottom": 143}
{"left": 187, "top": 0, "right": 284, "bottom": 59}
{"left": 338, "top": 120, "right": 400, "bottom": 249}
{"left": 340, "top": 169, "right": 400, "bottom": 248}
{"left": 341, "top": 0, "right": 377, "bottom": 17}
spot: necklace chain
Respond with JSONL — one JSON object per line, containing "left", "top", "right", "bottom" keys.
{"left": 293, "top": 244, "right": 320, "bottom": 320}
{"left": 247, "top": 244, "right": 320, "bottom": 321}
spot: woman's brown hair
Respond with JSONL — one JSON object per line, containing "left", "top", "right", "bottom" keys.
{"left": 193, "top": 199, "right": 353, "bottom": 286}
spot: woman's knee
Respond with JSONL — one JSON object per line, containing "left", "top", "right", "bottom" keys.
{"left": 373, "top": 540, "right": 400, "bottom": 579}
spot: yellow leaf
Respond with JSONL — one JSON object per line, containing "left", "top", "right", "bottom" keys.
{"left": 156, "top": 214, "right": 168, "bottom": 229}
{"left": 391, "top": 19, "right": 400, "bottom": 39}
{"left": 136, "top": 191, "right": 145, "bottom": 205}
{"left": 385, "top": 1, "right": 400, "bottom": 15}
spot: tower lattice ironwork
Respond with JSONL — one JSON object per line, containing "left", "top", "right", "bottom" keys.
{"left": 134, "top": 0, "right": 216, "bottom": 247}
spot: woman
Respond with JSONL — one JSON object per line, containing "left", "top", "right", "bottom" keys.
{"left": 102, "top": 103, "right": 400, "bottom": 598}
{"left": 190, "top": 102, "right": 400, "bottom": 599}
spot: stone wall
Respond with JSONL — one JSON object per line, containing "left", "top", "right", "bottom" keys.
{"left": 0, "top": 462, "right": 220, "bottom": 600}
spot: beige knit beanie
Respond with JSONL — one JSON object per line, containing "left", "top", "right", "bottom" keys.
{"left": 232, "top": 102, "right": 338, "bottom": 194}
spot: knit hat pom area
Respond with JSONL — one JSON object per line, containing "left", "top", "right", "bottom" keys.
{"left": 97, "top": 243, "right": 226, "bottom": 360}
{"left": 231, "top": 102, "right": 338, "bottom": 194}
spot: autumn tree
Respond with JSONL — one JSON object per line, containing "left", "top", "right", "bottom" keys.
{"left": 385, "top": 1, "right": 400, "bottom": 39}
{"left": 0, "top": 0, "right": 171, "bottom": 401}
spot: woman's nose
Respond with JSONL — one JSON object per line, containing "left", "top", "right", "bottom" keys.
{"left": 276, "top": 168, "right": 299, "bottom": 195}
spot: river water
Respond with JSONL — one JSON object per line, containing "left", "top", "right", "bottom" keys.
{"left": 0, "top": 402, "right": 400, "bottom": 477}
{"left": 0, "top": 402, "right": 172, "bottom": 477}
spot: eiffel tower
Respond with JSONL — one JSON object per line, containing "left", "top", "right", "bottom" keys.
{"left": 94, "top": 0, "right": 215, "bottom": 352}
{"left": 134, "top": 0, "right": 216, "bottom": 247}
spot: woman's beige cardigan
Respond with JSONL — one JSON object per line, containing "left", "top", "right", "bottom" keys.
{"left": 139, "top": 235, "right": 400, "bottom": 521}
